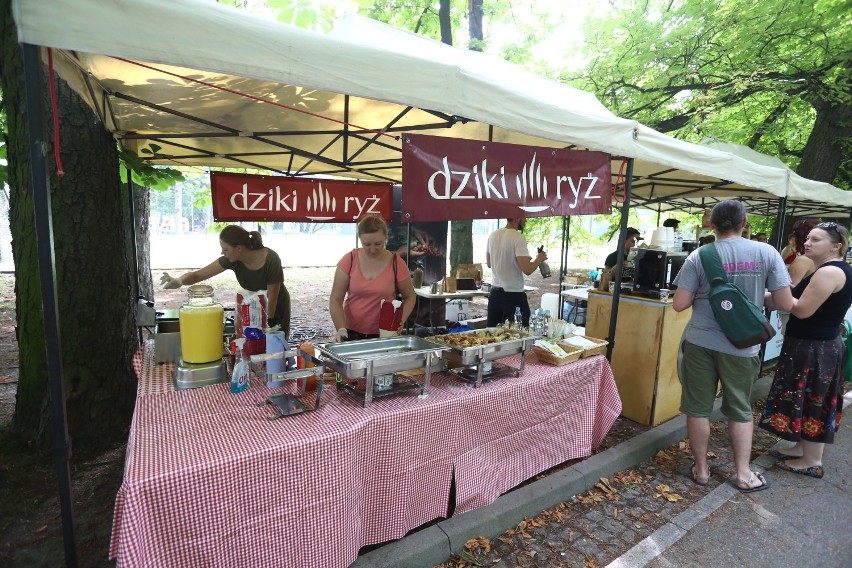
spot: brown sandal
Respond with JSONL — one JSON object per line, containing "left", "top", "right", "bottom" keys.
{"left": 691, "top": 461, "right": 709, "bottom": 486}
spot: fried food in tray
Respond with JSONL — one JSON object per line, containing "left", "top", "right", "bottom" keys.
{"left": 428, "top": 328, "right": 528, "bottom": 348}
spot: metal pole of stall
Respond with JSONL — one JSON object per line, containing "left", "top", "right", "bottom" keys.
{"left": 560, "top": 215, "right": 570, "bottom": 283}
{"left": 605, "top": 158, "right": 635, "bottom": 360}
{"left": 772, "top": 197, "right": 788, "bottom": 251}
{"left": 558, "top": 215, "right": 570, "bottom": 319}
{"left": 22, "top": 44, "right": 79, "bottom": 567}
{"left": 127, "top": 166, "right": 139, "bottom": 300}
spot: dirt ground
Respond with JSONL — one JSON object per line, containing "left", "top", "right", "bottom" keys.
{"left": 0, "top": 267, "right": 650, "bottom": 567}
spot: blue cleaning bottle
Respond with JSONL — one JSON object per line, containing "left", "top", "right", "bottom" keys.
{"left": 230, "top": 337, "right": 250, "bottom": 394}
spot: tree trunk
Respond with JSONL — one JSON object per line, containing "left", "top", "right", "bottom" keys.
{"left": 438, "top": 0, "right": 452, "bottom": 45}
{"left": 445, "top": 0, "right": 484, "bottom": 274}
{"left": 1, "top": 2, "right": 137, "bottom": 447}
{"left": 132, "top": 182, "right": 154, "bottom": 301}
{"left": 797, "top": 99, "right": 851, "bottom": 185}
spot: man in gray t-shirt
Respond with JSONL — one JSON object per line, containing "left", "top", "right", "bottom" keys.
{"left": 672, "top": 201, "right": 793, "bottom": 493}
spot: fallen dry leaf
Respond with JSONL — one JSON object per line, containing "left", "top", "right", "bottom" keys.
{"left": 35, "top": 525, "right": 48, "bottom": 534}
{"left": 654, "top": 483, "right": 684, "bottom": 502}
{"left": 463, "top": 536, "right": 491, "bottom": 557}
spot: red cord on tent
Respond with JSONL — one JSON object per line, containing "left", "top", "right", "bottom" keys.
{"left": 113, "top": 57, "right": 397, "bottom": 141}
{"left": 47, "top": 49, "right": 65, "bottom": 178}
{"left": 611, "top": 158, "right": 627, "bottom": 204}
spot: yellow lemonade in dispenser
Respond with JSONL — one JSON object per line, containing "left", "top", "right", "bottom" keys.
{"left": 179, "top": 285, "right": 224, "bottom": 363}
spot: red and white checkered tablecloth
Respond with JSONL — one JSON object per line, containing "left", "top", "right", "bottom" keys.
{"left": 111, "top": 346, "right": 620, "bottom": 568}
{"left": 434, "top": 354, "right": 621, "bottom": 513}
{"left": 132, "top": 340, "right": 176, "bottom": 395}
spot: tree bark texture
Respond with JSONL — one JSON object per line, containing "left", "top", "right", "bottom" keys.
{"left": 797, "top": 100, "right": 851, "bottom": 184}
{"left": 449, "top": 220, "right": 473, "bottom": 276}
{"left": 1, "top": 1, "right": 137, "bottom": 447}
{"left": 439, "top": 0, "right": 452, "bottom": 45}
{"left": 132, "top": 182, "right": 154, "bottom": 302}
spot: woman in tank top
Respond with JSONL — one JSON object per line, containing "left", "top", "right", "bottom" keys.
{"left": 761, "top": 222, "right": 852, "bottom": 479}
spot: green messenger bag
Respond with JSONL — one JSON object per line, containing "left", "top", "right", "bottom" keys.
{"left": 698, "top": 244, "right": 775, "bottom": 349}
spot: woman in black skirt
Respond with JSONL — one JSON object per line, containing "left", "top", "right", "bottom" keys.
{"left": 760, "top": 222, "right": 852, "bottom": 478}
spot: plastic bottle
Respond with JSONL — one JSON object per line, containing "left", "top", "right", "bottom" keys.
{"left": 544, "top": 309, "right": 552, "bottom": 336}
{"left": 297, "top": 341, "right": 317, "bottom": 391}
{"left": 514, "top": 307, "right": 523, "bottom": 328}
{"left": 230, "top": 337, "right": 249, "bottom": 394}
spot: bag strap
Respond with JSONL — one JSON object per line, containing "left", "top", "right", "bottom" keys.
{"left": 698, "top": 243, "right": 728, "bottom": 288}
{"left": 392, "top": 253, "right": 399, "bottom": 297}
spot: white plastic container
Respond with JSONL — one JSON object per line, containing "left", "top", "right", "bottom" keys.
{"left": 540, "top": 293, "right": 561, "bottom": 320}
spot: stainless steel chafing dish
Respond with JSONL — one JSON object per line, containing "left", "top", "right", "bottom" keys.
{"left": 423, "top": 327, "right": 536, "bottom": 387}
{"left": 316, "top": 336, "right": 446, "bottom": 407}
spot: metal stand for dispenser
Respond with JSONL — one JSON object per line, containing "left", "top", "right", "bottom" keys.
{"left": 253, "top": 349, "right": 325, "bottom": 419}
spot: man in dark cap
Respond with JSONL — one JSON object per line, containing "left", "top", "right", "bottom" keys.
{"left": 604, "top": 227, "right": 642, "bottom": 269}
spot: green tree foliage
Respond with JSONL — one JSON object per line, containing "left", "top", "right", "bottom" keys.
{"left": 570, "top": 0, "right": 851, "bottom": 189}
{"left": 118, "top": 145, "right": 185, "bottom": 191}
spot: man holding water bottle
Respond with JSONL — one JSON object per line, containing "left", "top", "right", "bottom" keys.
{"left": 486, "top": 215, "right": 547, "bottom": 328}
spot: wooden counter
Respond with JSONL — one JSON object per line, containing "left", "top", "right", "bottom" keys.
{"left": 585, "top": 290, "right": 691, "bottom": 425}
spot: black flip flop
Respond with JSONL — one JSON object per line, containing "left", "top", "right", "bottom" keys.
{"left": 731, "top": 472, "right": 770, "bottom": 493}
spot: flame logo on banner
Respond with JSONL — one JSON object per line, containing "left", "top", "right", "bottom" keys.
{"left": 306, "top": 183, "right": 336, "bottom": 221}
{"left": 516, "top": 153, "right": 549, "bottom": 213}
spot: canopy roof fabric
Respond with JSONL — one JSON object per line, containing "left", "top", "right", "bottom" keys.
{"left": 13, "top": 0, "right": 852, "bottom": 217}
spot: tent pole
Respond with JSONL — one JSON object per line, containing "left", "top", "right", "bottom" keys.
{"left": 126, "top": 165, "right": 139, "bottom": 300}
{"left": 560, "top": 215, "right": 569, "bottom": 283}
{"left": 773, "top": 197, "right": 788, "bottom": 250}
{"left": 22, "top": 43, "right": 79, "bottom": 567}
{"left": 606, "top": 158, "right": 635, "bottom": 360}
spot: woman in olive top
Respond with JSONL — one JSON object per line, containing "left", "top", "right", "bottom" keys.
{"left": 160, "top": 225, "right": 290, "bottom": 335}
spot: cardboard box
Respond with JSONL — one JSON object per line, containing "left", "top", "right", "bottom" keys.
{"left": 459, "top": 316, "right": 488, "bottom": 329}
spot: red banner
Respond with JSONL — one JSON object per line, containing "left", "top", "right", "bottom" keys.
{"left": 401, "top": 134, "right": 611, "bottom": 222}
{"left": 210, "top": 171, "right": 393, "bottom": 222}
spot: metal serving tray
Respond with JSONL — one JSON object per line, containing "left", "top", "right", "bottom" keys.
{"left": 422, "top": 327, "right": 536, "bottom": 387}
{"left": 316, "top": 336, "right": 446, "bottom": 407}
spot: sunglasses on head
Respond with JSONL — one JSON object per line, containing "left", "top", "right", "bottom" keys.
{"left": 816, "top": 221, "right": 839, "bottom": 234}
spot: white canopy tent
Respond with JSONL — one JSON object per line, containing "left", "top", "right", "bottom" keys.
{"left": 12, "top": 0, "right": 852, "bottom": 217}
{"left": 11, "top": 1, "right": 851, "bottom": 563}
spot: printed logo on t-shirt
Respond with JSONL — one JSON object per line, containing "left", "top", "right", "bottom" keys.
{"left": 722, "top": 260, "right": 764, "bottom": 275}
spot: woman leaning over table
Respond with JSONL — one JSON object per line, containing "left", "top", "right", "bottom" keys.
{"left": 760, "top": 222, "right": 852, "bottom": 479}
{"left": 160, "top": 225, "right": 291, "bottom": 336}
{"left": 329, "top": 216, "right": 416, "bottom": 341}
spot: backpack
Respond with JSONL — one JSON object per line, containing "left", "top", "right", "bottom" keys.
{"left": 698, "top": 244, "right": 775, "bottom": 349}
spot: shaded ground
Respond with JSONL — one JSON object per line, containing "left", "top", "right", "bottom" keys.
{"left": 0, "top": 268, "right": 658, "bottom": 567}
